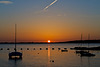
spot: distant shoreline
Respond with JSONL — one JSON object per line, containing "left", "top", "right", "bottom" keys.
{"left": 0, "top": 40, "right": 100, "bottom": 44}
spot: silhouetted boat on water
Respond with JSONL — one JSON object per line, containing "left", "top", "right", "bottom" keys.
{"left": 80, "top": 34, "right": 95, "bottom": 57}
{"left": 9, "top": 24, "right": 22, "bottom": 59}
{"left": 75, "top": 50, "right": 88, "bottom": 54}
{"left": 61, "top": 50, "right": 68, "bottom": 52}
{"left": 71, "top": 46, "right": 100, "bottom": 50}
{"left": 70, "top": 34, "right": 100, "bottom": 51}
{"left": 80, "top": 52, "right": 95, "bottom": 57}
{"left": 71, "top": 34, "right": 96, "bottom": 57}
{"left": 75, "top": 34, "right": 88, "bottom": 54}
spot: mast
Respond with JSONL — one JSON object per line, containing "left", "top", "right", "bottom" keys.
{"left": 81, "top": 34, "right": 82, "bottom": 46}
{"left": 88, "top": 34, "right": 90, "bottom": 48}
{"left": 88, "top": 34, "right": 90, "bottom": 52}
{"left": 15, "top": 24, "right": 17, "bottom": 52}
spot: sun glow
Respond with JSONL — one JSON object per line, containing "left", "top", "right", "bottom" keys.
{"left": 48, "top": 40, "right": 50, "bottom": 43}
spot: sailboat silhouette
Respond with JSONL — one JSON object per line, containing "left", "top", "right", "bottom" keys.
{"left": 9, "top": 24, "right": 22, "bottom": 59}
{"left": 80, "top": 34, "right": 95, "bottom": 57}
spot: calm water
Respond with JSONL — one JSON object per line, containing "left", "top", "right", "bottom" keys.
{"left": 0, "top": 43, "right": 100, "bottom": 67}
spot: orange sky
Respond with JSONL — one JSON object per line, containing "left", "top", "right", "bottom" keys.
{"left": 0, "top": 0, "right": 100, "bottom": 42}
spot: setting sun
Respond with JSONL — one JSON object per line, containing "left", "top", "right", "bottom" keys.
{"left": 48, "top": 40, "right": 50, "bottom": 43}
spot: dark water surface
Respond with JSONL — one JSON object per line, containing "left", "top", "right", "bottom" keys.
{"left": 0, "top": 43, "right": 100, "bottom": 67}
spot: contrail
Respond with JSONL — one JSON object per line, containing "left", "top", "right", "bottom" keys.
{"left": 43, "top": 0, "right": 58, "bottom": 10}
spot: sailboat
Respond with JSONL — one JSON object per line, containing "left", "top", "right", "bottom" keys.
{"left": 80, "top": 34, "right": 95, "bottom": 57}
{"left": 75, "top": 34, "right": 88, "bottom": 53}
{"left": 9, "top": 24, "right": 22, "bottom": 59}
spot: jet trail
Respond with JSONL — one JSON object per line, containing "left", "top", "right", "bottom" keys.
{"left": 43, "top": 0, "right": 58, "bottom": 10}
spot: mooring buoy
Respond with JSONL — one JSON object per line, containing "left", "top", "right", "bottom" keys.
{"left": 52, "top": 48, "right": 54, "bottom": 50}
{"left": 7, "top": 48, "right": 10, "bottom": 50}
{"left": 0, "top": 48, "right": 3, "bottom": 50}
{"left": 20, "top": 48, "right": 23, "bottom": 50}
{"left": 27, "top": 48, "right": 29, "bottom": 50}
{"left": 46, "top": 48, "right": 48, "bottom": 50}
{"left": 58, "top": 48, "right": 61, "bottom": 50}
{"left": 33, "top": 48, "right": 35, "bottom": 50}
{"left": 64, "top": 48, "right": 67, "bottom": 50}
{"left": 40, "top": 48, "right": 42, "bottom": 50}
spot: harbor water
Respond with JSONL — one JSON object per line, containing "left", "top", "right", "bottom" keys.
{"left": 0, "top": 43, "right": 100, "bottom": 67}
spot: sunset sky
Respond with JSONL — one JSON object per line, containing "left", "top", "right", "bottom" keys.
{"left": 0, "top": 0, "right": 100, "bottom": 42}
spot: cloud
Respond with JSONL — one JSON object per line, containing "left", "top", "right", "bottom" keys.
{"left": 43, "top": 0, "right": 58, "bottom": 10}
{"left": 0, "top": 1, "right": 13, "bottom": 4}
